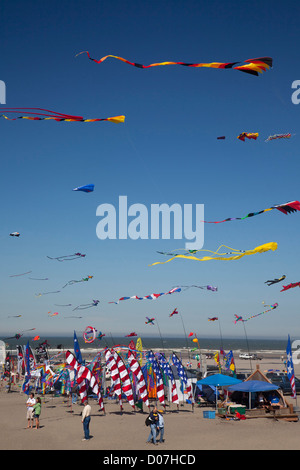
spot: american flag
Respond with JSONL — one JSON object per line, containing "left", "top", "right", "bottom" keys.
{"left": 157, "top": 354, "right": 179, "bottom": 404}
{"left": 172, "top": 353, "right": 194, "bottom": 404}
{"left": 147, "top": 350, "right": 165, "bottom": 405}
{"left": 286, "top": 335, "right": 297, "bottom": 399}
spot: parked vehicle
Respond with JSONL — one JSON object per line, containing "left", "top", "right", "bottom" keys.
{"left": 239, "top": 353, "right": 262, "bottom": 360}
{"left": 268, "top": 375, "right": 300, "bottom": 395}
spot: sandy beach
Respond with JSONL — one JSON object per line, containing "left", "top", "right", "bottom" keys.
{"left": 1, "top": 352, "right": 300, "bottom": 452}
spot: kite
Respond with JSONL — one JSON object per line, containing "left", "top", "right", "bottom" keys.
{"left": 237, "top": 132, "right": 259, "bottom": 141}
{"left": 7, "top": 315, "right": 22, "bottom": 318}
{"left": 265, "top": 275, "right": 286, "bottom": 286}
{"left": 10, "top": 232, "right": 20, "bottom": 237}
{"left": 47, "top": 252, "right": 86, "bottom": 261}
{"left": 73, "top": 300, "right": 99, "bottom": 311}
{"left": 265, "top": 133, "right": 292, "bottom": 142}
{"left": 280, "top": 282, "right": 300, "bottom": 292}
{"left": 28, "top": 277, "right": 49, "bottom": 281}
{"left": 234, "top": 303, "right": 278, "bottom": 322}
{"left": 97, "top": 331, "right": 105, "bottom": 340}
{"left": 76, "top": 52, "right": 273, "bottom": 76}
{"left": 208, "top": 317, "right": 219, "bottom": 321}
{"left": 9, "top": 271, "right": 32, "bottom": 277}
{"left": 64, "top": 316, "right": 83, "bottom": 319}
{"left": 145, "top": 317, "right": 155, "bottom": 325}
{"left": 202, "top": 200, "right": 300, "bottom": 224}
{"left": 169, "top": 308, "right": 178, "bottom": 317}
{"left": 32, "top": 336, "right": 40, "bottom": 341}
{"left": 48, "top": 312, "right": 59, "bottom": 317}
{"left": 0, "top": 108, "right": 125, "bottom": 123}
{"left": 62, "top": 276, "right": 93, "bottom": 288}
{"left": 83, "top": 326, "right": 97, "bottom": 343}
{"left": 73, "top": 184, "right": 94, "bottom": 193}
{"left": 4, "top": 328, "right": 36, "bottom": 340}
{"left": 177, "top": 284, "right": 218, "bottom": 292}
{"left": 149, "top": 242, "right": 277, "bottom": 266}
{"left": 35, "top": 291, "right": 60, "bottom": 297}
{"left": 125, "top": 332, "right": 137, "bottom": 337}
{"left": 109, "top": 287, "right": 181, "bottom": 304}
{"left": 217, "top": 136, "right": 225, "bottom": 140}
{"left": 234, "top": 315, "right": 243, "bottom": 324}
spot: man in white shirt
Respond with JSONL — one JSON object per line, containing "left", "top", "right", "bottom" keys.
{"left": 82, "top": 401, "right": 92, "bottom": 441}
{"left": 26, "top": 392, "right": 36, "bottom": 428}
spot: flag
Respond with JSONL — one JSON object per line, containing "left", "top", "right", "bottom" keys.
{"left": 73, "top": 330, "right": 82, "bottom": 364}
{"left": 128, "top": 350, "right": 149, "bottom": 408}
{"left": 22, "top": 341, "right": 31, "bottom": 394}
{"left": 147, "top": 350, "right": 165, "bottom": 405}
{"left": 286, "top": 335, "right": 296, "bottom": 399}
{"left": 171, "top": 353, "right": 194, "bottom": 404}
{"left": 104, "top": 348, "right": 123, "bottom": 410}
{"left": 157, "top": 354, "right": 179, "bottom": 405}
{"left": 66, "top": 350, "right": 104, "bottom": 410}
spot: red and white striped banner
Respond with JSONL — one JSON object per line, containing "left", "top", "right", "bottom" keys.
{"left": 66, "top": 350, "right": 104, "bottom": 411}
{"left": 128, "top": 350, "right": 149, "bottom": 409}
{"left": 112, "top": 350, "right": 135, "bottom": 410}
{"left": 104, "top": 348, "right": 123, "bottom": 410}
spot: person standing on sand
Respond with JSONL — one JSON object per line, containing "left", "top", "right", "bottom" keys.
{"left": 156, "top": 410, "right": 165, "bottom": 443}
{"left": 26, "top": 392, "right": 36, "bottom": 429}
{"left": 33, "top": 397, "right": 41, "bottom": 429}
{"left": 82, "top": 400, "right": 92, "bottom": 441}
{"left": 146, "top": 406, "right": 159, "bottom": 445}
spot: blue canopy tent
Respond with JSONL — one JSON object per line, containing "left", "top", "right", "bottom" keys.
{"left": 227, "top": 380, "right": 280, "bottom": 409}
{"left": 196, "top": 374, "right": 242, "bottom": 409}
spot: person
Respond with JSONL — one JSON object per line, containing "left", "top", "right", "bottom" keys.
{"left": 146, "top": 406, "right": 159, "bottom": 445}
{"left": 256, "top": 392, "right": 269, "bottom": 409}
{"left": 26, "top": 393, "right": 36, "bottom": 429}
{"left": 156, "top": 410, "right": 165, "bottom": 443}
{"left": 81, "top": 400, "right": 92, "bottom": 441}
{"left": 33, "top": 397, "right": 41, "bottom": 429}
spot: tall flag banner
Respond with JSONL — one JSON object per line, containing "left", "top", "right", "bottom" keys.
{"left": 128, "top": 350, "right": 149, "bottom": 409}
{"left": 16, "top": 345, "right": 24, "bottom": 374}
{"left": 214, "top": 352, "right": 221, "bottom": 372}
{"left": 104, "top": 348, "right": 123, "bottom": 411}
{"left": 112, "top": 350, "right": 135, "bottom": 410}
{"left": 157, "top": 354, "right": 179, "bottom": 405}
{"left": 66, "top": 350, "right": 104, "bottom": 411}
{"left": 224, "top": 350, "right": 236, "bottom": 377}
{"left": 172, "top": 352, "right": 194, "bottom": 405}
{"left": 22, "top": 341, "right": 31, "bottom": 394}
{"left": 286, "top": 335, "right": 297, "bottom": 399}
{"left": 147, "top": 350, "right": 165, "bottom": 405}
{"left": 136, "top": 337, "right": 143, "bottom": 366}
{"left": 73, "top": 330, "right": 83, "bottom": 364}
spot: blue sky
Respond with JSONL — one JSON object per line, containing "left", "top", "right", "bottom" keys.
{"left": 1, "top": 0, "right": 300, "bottom": 342}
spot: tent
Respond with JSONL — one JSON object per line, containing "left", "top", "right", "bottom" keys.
{"left": 196, "top": 374, "right": 242, "bottom": 409}
{"left": 227, "top": 380, "right": 279, "bottom": 410}
{"left": 197, "top": 374, "right": 242, "bottom": 387}
{"left": 227, "top": 380, "right": 279, "bottom": 393}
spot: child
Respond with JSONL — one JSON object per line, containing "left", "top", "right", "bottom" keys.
{"left": 33, "top": 397, "right": 41, "bottom": 429}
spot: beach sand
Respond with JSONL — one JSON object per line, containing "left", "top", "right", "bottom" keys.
{"left": 1, "top": 354, "right": 300, "bottom": 451}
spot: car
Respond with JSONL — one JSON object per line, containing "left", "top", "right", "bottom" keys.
{"left": 239, "top": 353, "right": 262, "bottom": 360}
{"left": 268, "top": 375, "right": 300, "bottom": 395}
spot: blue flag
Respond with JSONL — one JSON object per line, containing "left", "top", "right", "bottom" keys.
{"left": 286, "top": 335, "right": 296, "bottom": 398}
{"left": 74, "top": 331, "right": 82, "bottom": 364}
{"left": 22, "top": 341, "right": 31, "bottom": 394}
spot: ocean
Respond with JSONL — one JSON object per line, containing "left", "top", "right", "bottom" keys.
{"left": 3, "top": 335, "right": 290, "bottom": 354}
